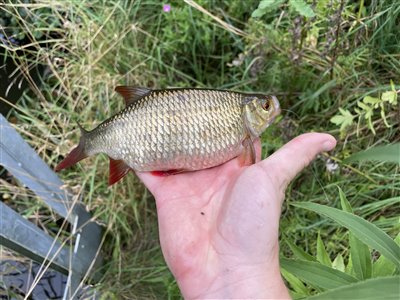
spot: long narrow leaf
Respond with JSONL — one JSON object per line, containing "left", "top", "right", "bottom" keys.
{"left": 355, "top": 197, "right": 400, "bottom": 216}
{"left": 317, "top": 232, "right": 331, "bottom": 266}
{"left": 373, "top": 233, "right": 400, "bottom": 277}
{"left": 337, "top": 188, "right": 372, "bottom": 279}
{"left": 306, "top": 276, "right": 400, "bottom": 300}
{"left": 332, "top": 253, "right": 345, "bottom": 272}
{"left": 281, "top": 268, "right": 309, "bottom": 295}
{"left": 286, "top": 239, "right": 317, "bottom": 262}
{"left": 338, "top": 185, "right": 353, "bottom": 213}
{"left": 281, "top": 258, "right": 358, "bottom": 290}
{"left": 293, "top": 202, "right": 400, "bottom": 268}
{"left": 350, "top": 233, "right": 372, "bottom": 279}
{"left": 344, "top": 143, "right": 400, "bottom": 164}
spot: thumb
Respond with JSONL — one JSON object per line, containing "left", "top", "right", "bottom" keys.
{"left": 259, "top": 133, "right": 336, "bottom": 191}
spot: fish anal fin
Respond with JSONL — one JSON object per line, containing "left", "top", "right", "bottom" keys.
{"left": 109, "top": 158, "right": 131, "bottom": 185}
{"left": 115, "top": 86, "right": 152, "bottom": 106}
{"left": 151, "top": 169, "right": 185, "bottom": 176}
{"left": 238, "top": 136, "right": 256, "bottom": 167}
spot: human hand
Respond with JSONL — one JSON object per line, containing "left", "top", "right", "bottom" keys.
{"left": 136, "top": 133, "right": 336, "bottom": 299}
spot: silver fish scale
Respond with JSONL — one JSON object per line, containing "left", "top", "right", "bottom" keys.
{"left": 89, "top": 89, "right": 246, "bottom": 171}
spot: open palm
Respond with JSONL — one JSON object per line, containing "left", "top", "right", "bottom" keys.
{"left": 136, "top": 133, "right": 336, "bottom": 299}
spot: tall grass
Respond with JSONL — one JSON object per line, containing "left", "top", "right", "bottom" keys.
{"left": 1, "top": 0, "right": 399, "bottom": 298}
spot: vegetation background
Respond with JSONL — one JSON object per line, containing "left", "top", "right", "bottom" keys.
{"left": 1, "top": 0, "right": 399, "bottom": 299}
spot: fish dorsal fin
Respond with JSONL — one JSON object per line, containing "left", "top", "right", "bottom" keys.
{"left": 109, "top": 158, "right": 131, "bottom": 185}
{"left": 115, "top": 86, "right": 152, "bottom": 106}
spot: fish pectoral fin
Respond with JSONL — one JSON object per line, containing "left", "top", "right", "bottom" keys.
{"left": 109, "top": 158, "right": 131, "bottom": 186}
{"left": 238, "top": 136, "right": 256, "bottom": 167}
{"left": 151, "top": 169, "right": 185, "bottom": 176}
{"left": 115, "top": 86, "right": 152, "bottom": 106}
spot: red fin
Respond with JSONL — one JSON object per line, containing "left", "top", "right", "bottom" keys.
{"left": 115, "top": 86, "right": 152, "bottom": 106}
{"left": 55, "top": 123, "right": 88, "bottom": 172}
{"left": 238, "top": 136, "right": 256, "bottom": 167}
{"left": 109, "top": 158, "right": 131, "bottom": 185}
{"left": 55, "top": 143, "right": 87, "bottom": 172}
{"left": 151, "top": 169, "right": 184, "bottom": 176}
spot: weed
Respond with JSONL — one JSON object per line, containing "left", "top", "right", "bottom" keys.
{"left": 1, "top": 0, "right": 399, "bottom": 298}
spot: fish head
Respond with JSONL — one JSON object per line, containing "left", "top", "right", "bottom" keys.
{"left": 243, "top": 94, "right": 281, "bottom": 136}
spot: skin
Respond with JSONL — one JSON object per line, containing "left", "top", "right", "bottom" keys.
{"left": 136, "top": 133, "right": 337, "bottom": 299}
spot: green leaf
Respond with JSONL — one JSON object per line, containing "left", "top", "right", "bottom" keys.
{"left": 289, "top": 0, "right": 316, "bottom": 17}
{"left": 293, "top": 202, "right": 400, "bottom": 268}
{"left": 337, "top": 188, "right": 372, "bottom": 279}
{"left": 346, "top": 253, "right": 354, "bottom": 275}
{"left": 373, "top": 253, "right": 397, "bottom": 277}
{"left": 363, "top": 95, "right": 380, "bottom": 107}
{"left": 356, "top": 197, "right": 400, "bottom": 216}
{"left": 286, "top": 239, "right": 317, "bottom": 262}
{"left": 338, "top": 186, "right": 353, "bottom": 213}
{"left": 350, "top": 233, "right": 372, "bottom": 280}
{"left": 281, "top": 268, "right": 309, "bottom": 295}
{"left": 344, "top": 143, "right": 400, "bottom": 164}
{"left": 380, "top": 104, "right": 391, "bottom": 128}
{"left": 381, "top": 91, "right": 398, "bottom": 105}
{"left": 305, "top": 276, "right": 400, "bottom": 300}
{"left": 281, "top": 258, "right": 358, "bottom": 290}
{"left": 317, "top": 232, "right": 331, "bottom": 266}
{"left": 330, "top": 108, "right": 355, "bottom": 132}
{"left": 332, "top": 253, "right": 345, "bottom": 272}
{"left": 251, "top": 0, "right": 284, "bottom": 18}
{"left": 357, "top": 100, "right": 376, "bottom": 133}
{"left": 372, "top": 233, "right": 400, "bottom": 277}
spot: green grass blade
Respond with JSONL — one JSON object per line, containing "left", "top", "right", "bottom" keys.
{"left": 332, "top": 253, "right": 345, "bottom": 272}
{"left": 338, "top": 185, "right": 353, "bottom": 213}
{"left": 281, "top": 258, "right": 358, "bottom": 290}
{"left": 350, "top": 233, "right": 372, "bottom": 279}
{"left": 355, "top": 197, "right": 400, "bottom": 216}
{"left": 317, "top": 232, "right": 331, "bottom": 267}
{"left": 337, "top": 187, "right": 372, "bottom": 279}
{"left": 293, "top": 202, "right": 400, "bottom": 268}
{"left": 373, "top": 233, "right": 400, "bottom": 277}
{"left": 305, "top": 276, "right": 400, "bottom": 300}
{"left": 281, "top": 268, "right": 309, "bottom": 296}
{"left": 286, "top": 239, "right": 317, "bottom": 262}
{"left": 344, "top": 143, "right": 400, "bottom": 164}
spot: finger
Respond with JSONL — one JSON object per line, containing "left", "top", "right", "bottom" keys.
{"left": 135, "top": 171, "right": 164, "bottom": 194}
{"left": 259, "top": 133, "right": 336, "bottom": 190}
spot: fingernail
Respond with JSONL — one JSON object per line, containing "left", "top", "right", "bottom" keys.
{"left": 322, "top": 140, "right": 336, "bottom": 152}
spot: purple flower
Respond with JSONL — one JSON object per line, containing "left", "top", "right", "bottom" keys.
{"left": 163, "top": 4, "right": 171, "bottom": 13}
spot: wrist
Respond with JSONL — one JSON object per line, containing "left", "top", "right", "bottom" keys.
{"left": 179, "top": 261, "right": 290, "bottom": 299}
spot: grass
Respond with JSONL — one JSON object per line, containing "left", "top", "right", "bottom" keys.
{"left": 1, "top": 0, "right": 399, "bottom": 298}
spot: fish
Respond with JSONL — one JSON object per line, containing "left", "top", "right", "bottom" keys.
{"left": 55, "top": 86, "right": 281, "bottom": 185}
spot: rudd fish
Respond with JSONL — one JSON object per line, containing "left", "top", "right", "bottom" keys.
{"left": 55, "top": 87, "right": 281, "bottom": 185}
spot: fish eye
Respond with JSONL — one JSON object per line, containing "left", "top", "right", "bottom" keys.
{"left": 262, "top": 100, "right": 270, "bottom": 111}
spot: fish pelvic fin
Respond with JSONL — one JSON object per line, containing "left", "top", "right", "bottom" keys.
{"left": 109, "top": 158, "right": 131, "bottom": 185}
{"left": 55, "top": 123, "right": 88, "bottom": 172}
{"left": 238, "top": 136, "right": 256, "bottom": 167}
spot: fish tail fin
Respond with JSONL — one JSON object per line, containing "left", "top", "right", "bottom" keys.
{"left": 55, "top": 122, "right": 88, "bottom": 172}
